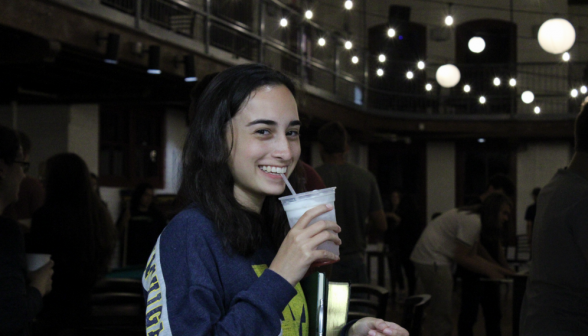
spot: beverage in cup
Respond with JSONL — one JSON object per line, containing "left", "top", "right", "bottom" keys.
{"left": 279, "top": 187, "right": 339, "bottom": 256}
{"left": 26, "top": 253, "right": 51, "bottom": 271}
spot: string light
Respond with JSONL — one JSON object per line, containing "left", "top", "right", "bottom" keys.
{"left": 351, "top": 56, "right": 359, "bottom": 64}
{"left": 378, "top": 54, "right": 386, "bottom": 62}
{"left": 463, "top": 84, "right": 471, "bottom": 93}
{"left": 377, "top": 68, "right": 384, "bottom": 77}
{"left": 406, "top": 71, "right": 414, "bottom": 79}
{"left": 387, "top": 28, "right": 396, "bottom": 38}
{"left": 493, "top": 77, "right": 501, "bottom": 86}
{"left": 562, "top": 52, "right": 570, "bottom": 62}
{"left": 534, "top": 106, "right": 541, "bottom": 114}
{"left": 318, "top": 37, "right": 326, "bottom": 46}
{"left": 425, "top": 83, "right": 433, "bottom": 91}
{"left": 280, "top": 18, "right": 288, "bottom": 27}
{"left": 478, "top": 138, "right": 486, "bottom": 143}
{"left": 344, "top": 41, "right": 353, "bottom": 49}
{"left": 509, "top": 78, "right": 517, "bottom": 87}
{"left": 305, "top": 10, "right": 313, "bottom": 20}
{"left": 479, "top": 96, "right": 486, "bottom": 104}
{"left": 581, "top": 85, "right": 588, "bottom": 94}
{"left": 445, "top": 15, "right": 454, "bottom": 26}
{"left": 571, "top": 88, "right": 579, "bottom": 97}
{"left": 344, "top": 0, "right": 353, "bottom": 10}
{"left": 417, "top": 61, "right": 425, "bottom": 70}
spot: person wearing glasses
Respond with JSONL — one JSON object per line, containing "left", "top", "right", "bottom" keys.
{"left": 0, "top": 124, "right": 54, "bottom": 336}
{"left": 2, "top": 131, "right": 45, "bottom": 233}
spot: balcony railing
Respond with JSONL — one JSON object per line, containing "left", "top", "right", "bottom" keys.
{"left": 97, "top": 0, "right": 585, "bottom": 116}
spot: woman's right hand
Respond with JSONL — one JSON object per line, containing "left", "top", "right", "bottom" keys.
{"left": 270, "top": 204, "right": 341, "bottom": 287}
{"left": 29, "top": 260, "right": 54, "bottom": 297}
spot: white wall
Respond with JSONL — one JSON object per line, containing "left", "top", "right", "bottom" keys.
{"left": 516, "top": 141, "right": 572, "bottom": 235}
{"left": 68, "top": 104, "right": 99, "bottom": 174}
{"left": 161, "top": 108, "right": 189, "bottom": 194}
{"left": 426, "top": 141, "right": 456, "bottom": 221}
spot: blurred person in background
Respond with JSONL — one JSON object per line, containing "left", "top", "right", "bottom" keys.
{"left": 0, "top": 125, "right": 53, "bottom": 336}
{"left": 117, "top": 182, "right": 167, "bottom": 267}
{"left": 2, "top": 131, "right": 45, "bottom": 233}
{"left": 27, "top": 153, "right": 116, "bottom": 335}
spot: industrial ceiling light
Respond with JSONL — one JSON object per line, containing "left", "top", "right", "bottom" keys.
{"left": 176, "top": 55, "right": 197, "bottom": 82}
{"left": 147, "top": 45, "right": 161, "bottom": 75}
{"left": 97, "top": 32, "right": 120, "bottom": 64}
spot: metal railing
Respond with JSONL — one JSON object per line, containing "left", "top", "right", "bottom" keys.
{"left": 98, "top": 0, "right": 585, "bottom": 116}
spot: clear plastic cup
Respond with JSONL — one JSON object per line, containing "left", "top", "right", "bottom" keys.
{"left": 279, "top": 187, "right": 339, "bottom": 256}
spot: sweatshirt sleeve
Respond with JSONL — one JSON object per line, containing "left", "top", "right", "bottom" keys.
{"left": 143, "top": 212, "right": 297, "bottom": 336}
{"left": 0, "top": 220, "right": 43, "bottom": 334}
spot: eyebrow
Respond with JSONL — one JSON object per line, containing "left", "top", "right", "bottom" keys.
{"left": 246, "top": 119, "right": 301, "bottom": 127}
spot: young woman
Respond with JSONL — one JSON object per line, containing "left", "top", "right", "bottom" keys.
{"left": 142, "top": 64, "right": 408, "bottom": 336}
{"left": 28, "top": 153, "right": 117, "bottom": 334}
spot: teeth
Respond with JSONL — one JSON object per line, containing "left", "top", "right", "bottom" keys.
{"left": 261, "top": 166, "right": 287, "bottom": 174}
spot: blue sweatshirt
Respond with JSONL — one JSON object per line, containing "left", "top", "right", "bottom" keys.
{"left": 142, "top": 207, "right": 309, "bottom": 336}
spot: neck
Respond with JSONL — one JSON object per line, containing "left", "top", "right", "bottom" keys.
{"left": 233, "top": 188, "right": 264, "bottom": 214}
{"left": 568, "top": 151, "right": 588, "bottom": 181}
{"left": 321, "top": 152, "right": 346, "bottom": 165}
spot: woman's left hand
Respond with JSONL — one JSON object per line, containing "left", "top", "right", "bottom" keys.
{"left": 348, "top": 318, "right": 409, "bottom": 336}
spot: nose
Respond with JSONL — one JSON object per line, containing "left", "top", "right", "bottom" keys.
{"left": 272, "top": 134, "right": 294, "bottom": 161}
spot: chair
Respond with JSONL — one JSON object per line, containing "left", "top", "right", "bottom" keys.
{"left": 400, "top": 294, "right": 431, "bottom": 336}
{"left": 81, "top": 278, "right": 146, "bottom": 335}
{"left": 348, "top": 284, "right": 389, "bottom": 320}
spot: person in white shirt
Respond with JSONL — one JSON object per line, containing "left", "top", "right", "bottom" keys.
{"left": 411, "top": 192, "right": 515, "bottom": 336}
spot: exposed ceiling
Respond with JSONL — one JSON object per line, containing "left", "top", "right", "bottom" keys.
{"left": 0, "top": 24, "right": 193, "bottom": 107}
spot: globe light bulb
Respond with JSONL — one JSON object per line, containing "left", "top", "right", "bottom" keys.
{"left": 468, "top": 37, "right": 486, "bottom": 53}
{"left": 387, "top": 28, "right": 396, "bottom": 38}
{"left": 509, "top": 78, "right": 517, "bottom": 87}
{"left": 445, "top": 15, "right": 454, "bottom": 26}
{"left": 521, "top": 91, "right": 534, "bottom": 104}
{"left": 417, "top": 61, "right": 425, "bottom": 70}
{"left": 377, "top": 68, "right": 384, "bottom": 77}
{"left": 378, "top": 54, "right": 386, "bottom": 63}
{"left": 581, "top": 85, "right": 587, "bottom": 94}
{"left": 537, "top": 18, "right": 576, "bottom": 54}
{"left": 435, "top": 64, "right": 461, "bottom": 88}
{"left": 344, "top": 0, "right": 353, "bottom": 10}
{"left": 493, "top": 77, "right": 501, "bottom": 86}
{"left": 463, "top": 84, "right": 471, "bottom": 93}
{"left": 479, "top": 96, "right": 486, "bottom": 104}
{"left": 406, "top": 71, "right": 414, "bottom": 79}
{"left": 534, "top": 106, "right": 541, "bottom": 114}
{"left": 305, "top": 10, "right": 313, "bottom": 20}
{"left": 280, "top": 18, "right": 288, "bottom": 27}
{"left": 425, "top": 83, "right": 433, "bottom": 91}
{"left": 344, "top": 41, "right": 353, "bottom": 50}
{"left": 562, "top": 52, "right": 570, "bottom": 62}
{"left": 318, "top": 38, "right": 326, "bottom": 46}
{"left": 351, "top": 56, "right": 359, "bottom": 64}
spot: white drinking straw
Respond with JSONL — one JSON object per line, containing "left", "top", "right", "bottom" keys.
{"left": 280, "top": 173, "right": 296, "bottom": 195}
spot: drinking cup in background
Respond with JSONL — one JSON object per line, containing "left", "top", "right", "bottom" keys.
{"left": 279, "top": 187, "right": 339, "bottom": 256}
{"left": 26, "top": 253, "right": 51, "bottom": 271}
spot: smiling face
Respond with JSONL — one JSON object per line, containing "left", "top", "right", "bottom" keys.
{"left": 227, "top": 84, "right": 301, "bottom": 212}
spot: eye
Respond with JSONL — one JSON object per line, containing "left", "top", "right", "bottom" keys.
{"left": 286, "top": 129, "right": 300, "bottom": 137}
{"left": 255, "top": 129, "right": 271, "bottom": 135}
